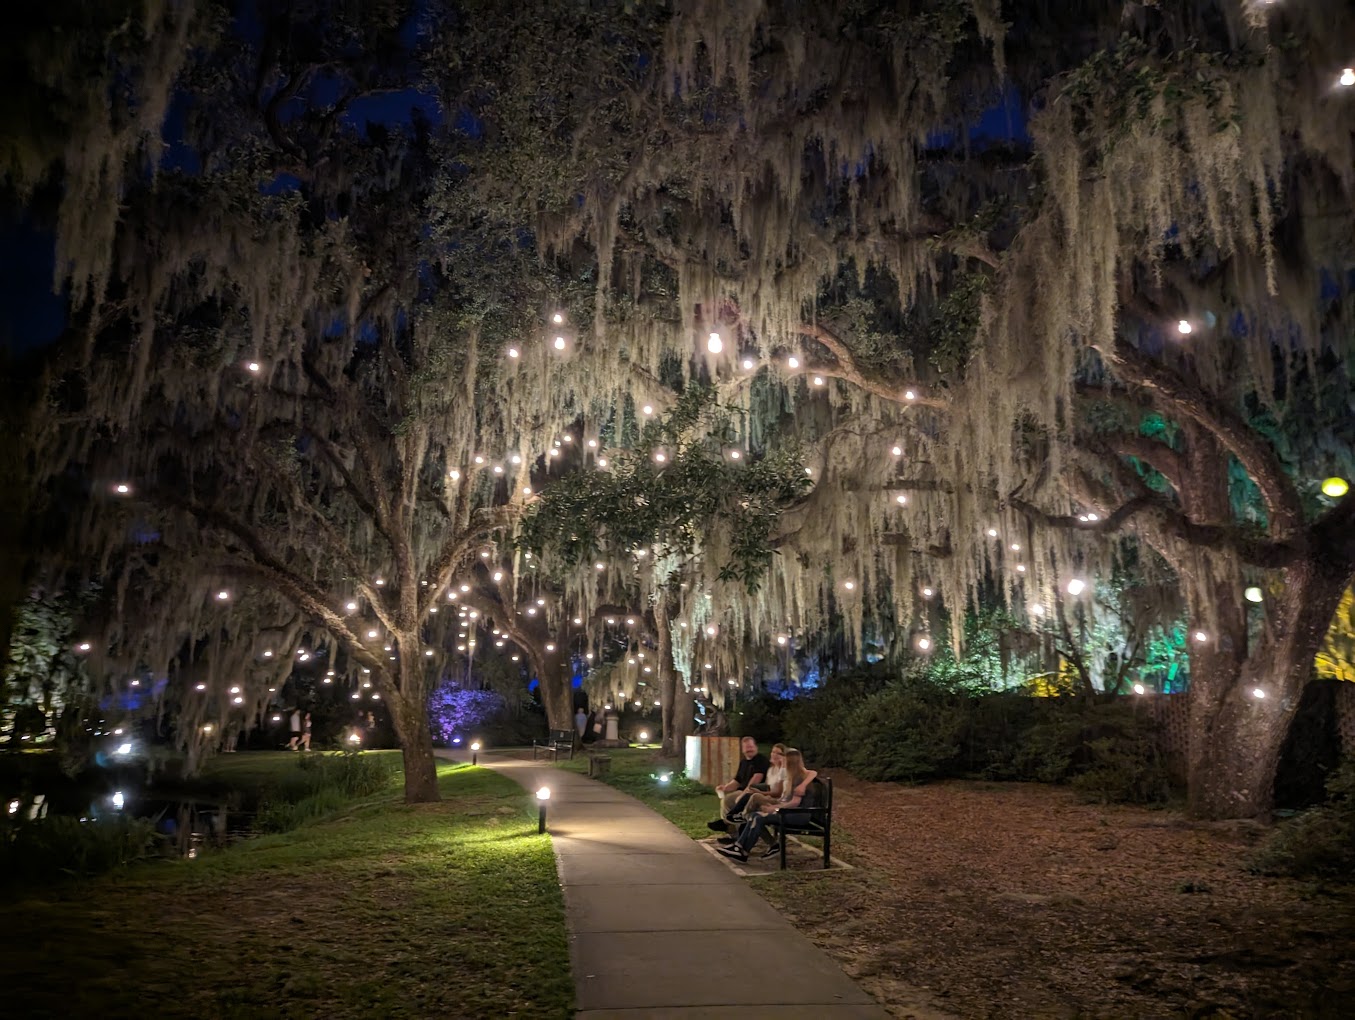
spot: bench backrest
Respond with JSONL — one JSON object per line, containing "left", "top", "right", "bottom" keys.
{"left": 546, "top": 729, "right": 574, "bottom": 744}
{"left": 779, "top": 776, "right": 831, "bottom": 831}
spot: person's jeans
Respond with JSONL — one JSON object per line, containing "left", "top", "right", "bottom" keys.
{"left": 735, "top": 811, "right": 779, "bottom": 852}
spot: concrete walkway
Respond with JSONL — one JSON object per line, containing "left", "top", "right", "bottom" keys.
{"left": 440, "top": 749, "right": 887, "bottom": 1019}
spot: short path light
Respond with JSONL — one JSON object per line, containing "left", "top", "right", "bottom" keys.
{"left": 471, "top": 741, "right": 481, "bottom": 766}
{"left": 537, "top": 786, "right": 551, "bottom": 834}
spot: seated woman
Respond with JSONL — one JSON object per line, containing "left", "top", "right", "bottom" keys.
{"left": 716, "top": 748, "right": 816, "bottom": 862}
{"left": 726, "top": 743, "right": 786, "bottom": 823}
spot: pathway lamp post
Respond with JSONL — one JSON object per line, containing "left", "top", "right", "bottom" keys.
{"left": 537, "top": 787, "right": 551, "bottom": 834}
{"left": 471, "top": 741, "right": 480, "bottom": 766}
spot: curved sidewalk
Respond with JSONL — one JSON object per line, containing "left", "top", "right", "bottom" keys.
{"left": 440, "top": 749, "right": 887, "bottom": 1019}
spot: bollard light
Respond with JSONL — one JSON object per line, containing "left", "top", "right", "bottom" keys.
{"left": 537, "top": 786, "right": 551, "bottom": 834}
{"left": 638, "top": 730, "right": 649, "bottom": 743}
{"left": 471, "top": 740, "right": 481, "bottom": 766}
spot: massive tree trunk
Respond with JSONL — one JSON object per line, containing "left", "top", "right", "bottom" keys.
{"left": 386, "top": 641, "right": 440, "bottom": 803}
{"left": 1186, "top": 558, "right": 1351, "bottom": 818}
{"left": 530, "top": 640, "right": 575, "bottom": 734}
{"left": 655, "top": 597, "right": 680, "bottom": 755}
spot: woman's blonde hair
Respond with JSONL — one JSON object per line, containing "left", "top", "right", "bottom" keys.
{"left": 783, "top": 748, "right": 809, "bottom": 794}
{"left": 770, "top": 742, "right": 787, "bottom": 758}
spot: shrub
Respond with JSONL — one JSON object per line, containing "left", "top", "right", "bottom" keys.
{"left": 730, "top": 691, "right": 789, "bottom": 744}
{"left": 841, "top": 682, "right": 966, "bottom": 782}
{"left": 1250, "top": 760, "right": 1355, "bottom": 880}
{"left": 252, "top": 753, "right": 395, "bottom": 833}
{"left": 0, "top": 814, "right": 159, "bottom": 888}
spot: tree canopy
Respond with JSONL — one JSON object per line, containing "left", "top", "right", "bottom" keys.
{"left": 4, "top": 0, "right": 1354, "bottom": 815}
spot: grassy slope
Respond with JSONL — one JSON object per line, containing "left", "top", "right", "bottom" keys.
{"left": 0, "top": 761, "right": 572, "bottom": 1019}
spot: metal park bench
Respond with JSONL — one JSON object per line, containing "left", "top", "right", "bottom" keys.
{"left": 533, "top": 728, "right": 576, "bottom": 761}
{"left": 772, "top": 776, "right": 833, "bottom": 870}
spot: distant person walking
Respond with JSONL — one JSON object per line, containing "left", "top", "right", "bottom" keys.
{"left": 288, "top": 709, "right": 302, "bottom": 750}
{"left": 301, "top": 712, "right": 313, "bottom": 751}
{"left": 575, "top": 706, "right": 588, "bottom": 737}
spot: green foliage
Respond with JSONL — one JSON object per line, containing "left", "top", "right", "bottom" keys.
{"left": 252, "top": 752, "right": 397, "bottom": 832}
{"left": 780, "top": 667, "right": 1174, "bottom": 802}
{"left": 521, "top": 386, "right": 811, "bottom": 592}
{"left": 839, "top": 681, "right": 967, "bottom": 782}
{"left": 729, "top": 691, "right": 789, "bottom": 743}
{"left": 1250, "top": 760, "right": 1355, "bottom": 881}
{"left": 0, "top": 813, "right": 159, "bottom": 889}
{"left": 2, "top": 588, "right": 96, "bottom": 750}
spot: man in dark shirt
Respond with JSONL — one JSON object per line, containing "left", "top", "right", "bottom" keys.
{"left": 707, "top": 736, "right": 769, "bottom": 833}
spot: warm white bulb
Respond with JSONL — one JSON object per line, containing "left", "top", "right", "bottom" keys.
{"left": 986, "top": 528, "right": 998, "bottom": 538}
{"left": 1066, "top": 579, "right": 1086, "bottom": 596}
{"left": 813, "top": 376, "right": 824, "bottom": 386}
{"left": 1340, "top": 68, "right": 1355, "bottom": 87}
{"left": 1245, "top": 586, "right": 1263, "bottom": 603}
{"left": 507, "top": 347, "right": 519, "bottom": 359}
{"left": 892, "top": 445, "right": 903, "bottom": 456}
{"left": 904, "top": 390, "right": 916, "bottom": 401}
{"left": 1133, "top": 683, "right": 1145, "bottom": 695}
{"left": 728, "top": 450, "right": 741, "bottom": 460}
{"left": 115, "top": 483, "right": 130, "bottom": 494}
{"left": 246, "top": 361, "right": 260, "bottom": 373}
{"left": 1252, "top": 687, "right": 1266, "bottom": 699}
{"left": 553, "top": 336, "right": 566, "bottom": 350}
{"left": 1177, "top": 319, "right": 1193, "bottom": 335}
{"left": 787, "top": 356, "right": 800, "bottom": 369}
{"left": 642, "top": 405, "right": 653, "bottom": 416}
{"left": 707, "top": 332, "right": 723, "bottom": 353}
{"left": 1193, "top": 630, "right": 1208, "bottom": 643}
{"left": 917, "top": 636, "right": 931, "bottom": 651}
{"left": 742, "top": 358, "right": 755, "bottom": 370}
{"left": 552, "top": 312, "right": 564, "bottom": 324}
{"left": 654, "top": 451, "right": 666, "bottom": 462}
{"left": 448, "top": 469, "right": 460, "bottom": 480}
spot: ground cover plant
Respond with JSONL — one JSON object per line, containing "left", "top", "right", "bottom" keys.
{"left": 0, "top": 761, "right": 572, "bottom": 1019}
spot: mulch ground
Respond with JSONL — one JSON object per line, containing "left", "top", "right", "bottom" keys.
{"left": 754, "top": 775, "right": 1355, "bottom": 1020}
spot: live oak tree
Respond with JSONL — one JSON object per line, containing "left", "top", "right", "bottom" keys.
{"left": 13, "top": 1, "right": 1355, "bottom": 816}
{"left": 464, "top": 1, "right": 1355, "bottom": 817}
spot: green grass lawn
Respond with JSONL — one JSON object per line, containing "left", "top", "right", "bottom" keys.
{"left": 0, "top": 761, "right": 572, "bottom": 1019}
{"left": 556, "top": 748, "right": 717, "bottom": 837}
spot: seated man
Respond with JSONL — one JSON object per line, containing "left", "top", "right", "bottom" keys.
{"left": 717, "top": 748, "right": 817, "bottom": 862}
{"left": 706, "top": 736, "right": 769, "bottom": 834}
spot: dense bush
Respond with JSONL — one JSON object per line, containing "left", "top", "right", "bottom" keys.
{"left": 1250, "top": 760, "right": 1355, "bottom": 881}
{"left": 777, "top": 668, "right": 1175, "bottom": 804}
{"left": 253, "top": 752, "right": 396, "bottom": 833}
{"left": 729, "top": 691, "right": 789, "bottom": 744}
{"left": 0, "top": 814, "right": 159, "bottom": 888}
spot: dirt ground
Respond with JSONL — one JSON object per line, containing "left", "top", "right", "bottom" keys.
{"left": 754, "top": 776, "right": 1355, "bottom": 1020}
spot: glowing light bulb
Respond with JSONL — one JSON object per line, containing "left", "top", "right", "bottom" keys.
{"left": 246, "top": 362, "right": 260, "bottom": 373}
{"left": 507, "top": 347, "right": 519, "bottom": 358}
{"left": 511, "top": 454, "right": 523, "bottom": 464}
{"left": 707, "top": 332, "right": 723, "bottom": 353}
{"left": 217, "top": 591, "right": 229, "bottom": 600}
{"left": 77, "top": 642, "right": 91, "bottom": 652}
{"left": 597, "top": 457, "right": 608, "bottom": 467}
{"left": 642, "top": 405, "right": 653, "bottom": 415}
{"left": 368, "top": 630, "right": 379, "bottom": 639}
{"left": 1193, "top": 630, "right": 1208, "bottom": 643}
{"left": 553, "top": 311, "right": 564, "bottom": 324}
{"left": 1010, "top": 543, "right": 1021, "bottom": 552}
{"left": 728, "top": 449, "right": 741, "bottom": 460}
{"left": 1340, "top": 68, "right": 1355, "bottom": 87}
{"left": 448, "top": 469, "right": 461, "bottom": 480}
{"left": 474, "top": 455, "right": 485, "bottom": 464}
{"left": 892, "top": 445, "right": 903, "bottom": 456}
{"left": 654, "top": 451, "right": 666, "bottom": 462}
{"left": 1133, "top": 684, "right": 1145, "bottom": 695}
{"left": 1066, "top": 579, "right": 1086, "bottom": 596}
{"left": 553, "top": 336, "right": 566, "bottom": 350}
{"left": 115, "top": 483, "right": 130, "bottom": 494}
{"left": 986, "top": 528, "right": 998, "bottom": 538}
{"left": 346, "top": 601, "right": 357, "bottom": 612}
{"left": 742, "top": 357, "right": 755, "bottom": 370}
{"left": 921, "top": 586, "right": 934, "bottom": 598}
{"left": 843, "top": 580, "right": 855, "bottom": 590}
{"left": 596, "top": 562, "right": 605, "bottom": 571}
{"left": 813, "top": 376, "right": 824, "bottom": 386}
{"left": 1245, "top": 586, "right": 1264, "bottom": 603}
{"left": 1031, "top": 604, "right": 1045, "bottom": 617}
{"left": 905, "top": 390, "right": 916, "bottom": 401}
{"left": 787, "top": 356, "right": 800, "bottom": 369}
{"left": 1321, "top": 477, "right": 1349, "bottom": 498}
{"left": 1252, "top": 687, "right": 1266, "bottom": 699}
{"left": 493, "top": 571, "right": 504, "bottom": 581}
{"left": 1177, "top": 319, "right": 1193, "bottom": 335}
{"left": 917, "top": 636, "right": 932, "bottom": 651}
{"left": 776, "top": 636, "right": 787, "bottom": 646}
{"left": 896, "top": 495, "right": 907, "bottom": 504}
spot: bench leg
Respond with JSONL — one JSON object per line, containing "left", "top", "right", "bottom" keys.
{"left": 822, "top": 826, "right": 831, "bottom": 869}
{"left": 779, "top": 829, "right": 788, "bottom": 870}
